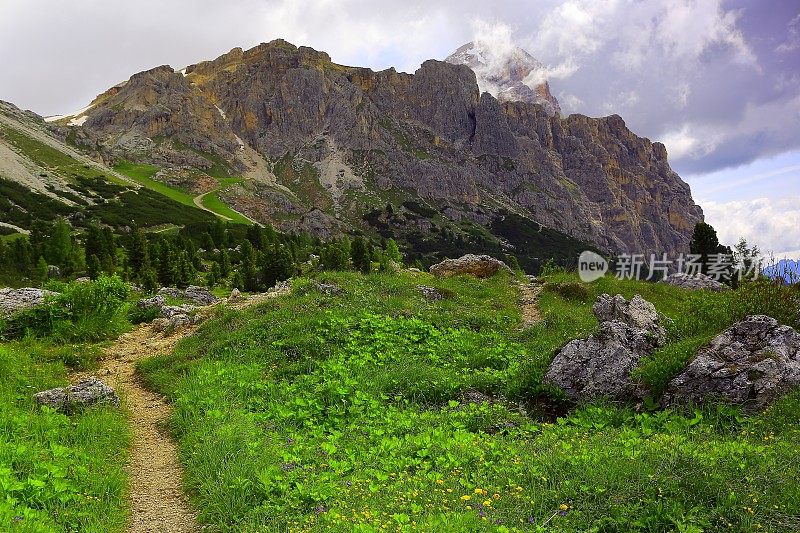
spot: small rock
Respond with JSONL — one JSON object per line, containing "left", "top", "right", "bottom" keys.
{"left": 229, "top": 288, "right": 242, "bottom": 301}
{"left": 416, "top": 285, "right": 445, "bottom": 301}
{"left": 137, "top": 295, "right": 165, "bottom": 310}
{"left": 664, "top": 315, "right": 800, "bottom": 409}
{"left": 312, "top": 281, "right": 342, "bottom": 296}
{"left": 662, "top": 272, "right": 728, "bottom": 292}
{"left": 429, "top": 254, "right": 512, "bottom": 279}
{"left": 33, "top": 378, "right": 119, "bottom": 412}
{"left": 47, "top": 265, "right": 61, "bottom": 278}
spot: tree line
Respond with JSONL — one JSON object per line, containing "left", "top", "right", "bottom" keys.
{"left": 0, "top": 219, "right": 405, "bottom": 292}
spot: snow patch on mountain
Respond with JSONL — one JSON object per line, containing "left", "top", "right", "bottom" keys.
{"left": 445, "top": 41, "right": 562, "bottom": 116}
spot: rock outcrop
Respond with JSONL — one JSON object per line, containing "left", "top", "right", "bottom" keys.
{"left": 67, "top": 39, "right": 702, "bottom": 259}
{"left": 544, "top": 294, "right": 665, "bottom": 401}
{"left": 34, "top": 378, "right": 119, "bottom": 412}
{"left": 664, "top": 315, "right": 800, "bottom": 409}
{"left": 157, "top": 286, "right": 218, "bottom": 305}
{"left": 430, "top": 254, "right": 513, "bottom": 278}
{"left": 662, "top": 272, "right": 728, "bottom": 292}
{"left": 0, "top": 288, "right": 58, "bottom": 316}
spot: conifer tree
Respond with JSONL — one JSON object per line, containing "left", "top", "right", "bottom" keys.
{"left": 351, "top": 236, "right": 371, "bottom": 274}
{"left": 87, "top": 254, "right": 102, "bottom": 280}
{"left": 261, "top": 245, "right": 294, "bottom": 288}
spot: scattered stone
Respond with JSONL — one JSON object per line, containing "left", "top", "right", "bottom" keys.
{"left": 662, "top": 272, "right": 728, "bottom": 292}
{"left": 160, "top": 304, "right": 197, "bottom": 318}
{"left": 182, "top": 285, "right": 218, "bottom": 305}
{"left": 0, "top": 288, "right": 58, "bottom": 316}
{"left": 157, "top": 287, "right": 183, "bottom": 299}
{"left": 664, "top": 315, "right": 800, "bottom": 409}
{"left": 312, "top": 281, "right": 342, "bottom": 296}
{"left": 33, "top": 378, "right": 119, "bottom": 412}
{"left": 429, "top": 254, "right": 512, "bottom": 279}
{"left": 461, "top": 390, "right": 492, "bottom": 404}
{"left": 229, "top": 288, "right": 243, "bottom": 301}
{"left": 47, "top": 265, "right": 61, "bottom": 278}
{"left": 75, "top": 276, "right": 91, "bottom": 283}
{"left": 407, "top": 268, "right": 422, "bottom": 273}
{"left": 417, "top": 285, "right": 446, "bottom": 301}
{"left": 270, "top": 280, "right": 292, "bottom": 294}
{"left": 543, "top": 294, "right": 665, "bottom": 401}
{"left": 137, "top": 295, "right": 166, "bottom": 310}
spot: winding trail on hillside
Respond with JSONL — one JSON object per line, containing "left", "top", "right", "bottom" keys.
{"left": 73, "top": 287, "right": 289, "bottom": 532}
{"left": 80, "top": 323, "right": 201, "bottom": 533}
{"left": 518, "top": 278, "right": 544, "bottom": 328}
{"left": 192, "top": 190, "right": 232, "bottom": 221}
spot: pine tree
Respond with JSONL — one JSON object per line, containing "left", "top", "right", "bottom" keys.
{"left": 689, "top": 222, "right": 728, "bottom": 275}
{"left": 231, "top": 270, "right": 245, "bottom": 291}
{"left": 87, "top": 254, "right": 102, "bottom": 280}
{"left": 384, "top": 238, "right": 402, "bottom": 264}
{"left": 140, "top": 268, "right": 158, "bottom": 294}
{"left": 44, "top": 219, "right": 73, "bottom": 268}
{"left": 35, "top": 256, "right": 48, "bottom": 283}
{"left": 261, "top": 246, "right": 294, "bottom": 288}
{"left": 218, "top": 248, "right": 231, "bottom": 278}
{"left": 127, "top": 226, "right": 150, "bottom": 279}
{"left": 351, "top": 236, "right": 371, "bottom": 274}
{"left": 246, "top": 225, "right": 264, "bottom": 250}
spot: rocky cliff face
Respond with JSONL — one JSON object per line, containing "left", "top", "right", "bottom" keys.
{"left": 66, "top": 39, "right": 703, "bottom": 262}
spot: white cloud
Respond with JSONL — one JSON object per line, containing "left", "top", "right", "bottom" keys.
{"left": 660, "top": 124, "right": 719, "bottom": 160}
{"left": 776, "top": 13, "right": 800, "bottom": 54}
{"left": 702, "top": 196, "right": 800, "bottom": 255}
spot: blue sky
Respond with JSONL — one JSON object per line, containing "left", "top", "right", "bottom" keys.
{"left": 0, "top": 0, "right": 798, "bottom": 255}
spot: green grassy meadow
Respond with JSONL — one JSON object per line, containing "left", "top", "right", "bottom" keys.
{"left": 135, "top": 271, "right": 800, "bottom": 532}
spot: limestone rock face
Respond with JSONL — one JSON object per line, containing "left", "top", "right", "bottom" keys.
{"left": 664, "top": 315, "right": 800, "bottom": 409}
{"left": 34, "top": 378, "right": 119, "bottom": 412}
{"left": 73, "top": 39, "right": 703, "bottom": 257}
{"left": 0, "top": 288, "right": 58, "bottom": 316}
{"left": 662, "top": 272, "right": 728, "bottom": 292}
{"left": 429, "top": 254, "right": 513, "bottom": 278}
{"left": 543, "top": 294, "right": 665, "bottom": 401}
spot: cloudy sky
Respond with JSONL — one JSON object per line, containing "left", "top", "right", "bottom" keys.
{"left": 1, "top": 0, "right": 798, "bottom": 256}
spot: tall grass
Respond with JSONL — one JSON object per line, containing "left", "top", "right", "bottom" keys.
{"left": 0, "top": 342, "right": 129, "bottom": 532}
{"left": 0, "top": 275, "right": 131, "bottom": 342}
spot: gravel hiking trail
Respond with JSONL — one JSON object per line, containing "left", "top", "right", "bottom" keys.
{"left": 73, "top": 288, "right": 289, "bottom": 532}
{"left": 79, "top": 322, "right": 201, "bottom": 533}
{"left": 518, "top": 279, "right": 544, "bottom": 328}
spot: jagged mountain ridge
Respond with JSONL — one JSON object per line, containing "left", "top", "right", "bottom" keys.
{"left": 445, "top": 41, "right": 561, "bottom": 116}
{"left": 54, "top": 39, "right": 702, "bottom": 261}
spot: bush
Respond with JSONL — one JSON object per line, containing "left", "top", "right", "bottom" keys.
{"left": 0, "top": 275, "right": 130, "bottom": 342}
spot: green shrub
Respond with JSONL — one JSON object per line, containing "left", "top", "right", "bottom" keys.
{"left": 0, "top": 275, "right": 130, "bottom": 342}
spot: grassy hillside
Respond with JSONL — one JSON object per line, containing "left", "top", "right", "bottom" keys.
{"left": 137, "top": 271, "right": 800, "bottom": 532}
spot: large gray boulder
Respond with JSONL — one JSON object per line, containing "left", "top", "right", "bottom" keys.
{"left": 662, "top": 272, "right": 728, "bottom": 292}
{"left": 664, "top": 315, "right": 800, "bottom": 409}
{"left": 543, "top": 294, "right": 666, "bottom": 401}
{"left": 0, "top": 288, "right": 59, "bottom": 316}
{"left": 33, "top": 378, "right": 119, "bottom": 412}
{"left": 429, "top": 254, "right": 512, "bottom": 279}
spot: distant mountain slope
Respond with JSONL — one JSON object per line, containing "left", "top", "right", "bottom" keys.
{"left": 42, "top": 39, "right": 702, "bottom": 266}
{"left": 763, "top": 259, "right": 800, "bottom": 284}
{"left": 0, "top": 100, "right": 216, "bottom": 231}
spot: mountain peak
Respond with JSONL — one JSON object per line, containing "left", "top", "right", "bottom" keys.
{"left": 445, "top": 41, "right": 561, "bottom": 116}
